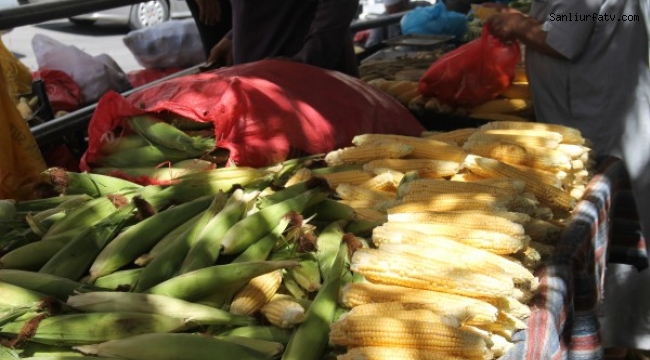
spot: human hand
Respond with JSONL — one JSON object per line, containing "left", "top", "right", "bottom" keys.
{"left": 207, "top": 36, "right": 233, "bottom": 67}
{"left": 485, "top": 13, "right": 526, "bottom": 42}
{"left": 193, "top": 0, "right": 221, "bottom": 26}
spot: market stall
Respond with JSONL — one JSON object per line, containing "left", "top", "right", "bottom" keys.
{"left": 1, "top": 1, "right": 646, "bottom": 359}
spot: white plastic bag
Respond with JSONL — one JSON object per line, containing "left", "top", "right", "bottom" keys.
{"left": 32, "top": 34, "right": 132, "bottom": 104}
{"left": 122, "top": 18, "right": 206, "bottom": 70}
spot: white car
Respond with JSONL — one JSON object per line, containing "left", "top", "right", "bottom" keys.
{"left": 20, "top": 0, "right": 191, "bottom": 30}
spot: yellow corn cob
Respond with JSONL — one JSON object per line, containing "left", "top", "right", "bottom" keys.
{"left": 479, "top": 121, "right": 585, "bottom": 145}
{"left": 395, "top": 209, "right": 531, "bottom": 225}
{"left": 469, "top": 112, "right": 531, "bottom": 123}
{"left": 385, "top": 210, "right": 526, "bottom": 239}
{"left": 421, "top": 128, "right": 477, "bottom": 146}
{"left": 339, "top": 199, "right": 395, "bottom": 212}
{"left": 372, "top": 227, "right": 535, "bottom": 283}
{"left": 449, "top": 171, "right": 487, "bottom": 182}
{"left": 514, "top": 67, "right": 528, "bottom": 82}
{"left": 337, "top": 346, "right": 469, "bottom": 360}
{"left": 484, "top": 296, "right": 532, "bottom": 320}
{"left": 369, "top": 167, "right": 405, "bottom": 180}
{"left": 501, "top": 82, "right": 531, "bottom": 100}
{"left": 505, "top": 164, "right": 566, "bottom": 189}
{"left": 229, "top": 270, "right": 283, "bottom": 316}
{"left": 464, "top": 140, "right": 573, "bottom": 172}
{"left": 377, "top": 222, "right": 529, "bottom": 255}
{"left": 315, "top": 170, "right": 374, "bottom": 188}
{"left": 387, "top": 198, "right": 509, "bottom": 214}
{"left": 467, "top": 129, "right": 563, "bottom": 149}
{"left": 471, "top": 99, "right": 531, "bottom": 114}
{"left": 396, "top": 87, "right": 422, "bottom": 105}
{"left": 363, "top": 159, "right": 462, "bottom": 178}
{"left": 479, "top": 311, "right": 528, "bottom": 337}
{"left": 490, "top": 333, "right": 516, "bottom": 358}
{"left": 512, "top": 246, "right": 543, "bottom": 270}
{"left": 570, "top": 185, "right": 586, "bottom": 200}
{"left": 340, "top": 282, "right": 500, "bottom": 326}
{"left": 359, "top": 172, "right": 401, "bottom": 192}
{"left": 556, "top": 144, "right": 590, "bottom": 160}
{"left": 284, "top": 168, "right": 313, "bottom": 187}
{"left": 260, "top": 298, "right": 306, "bottom": 328}
{"left": 466, "top": 155, "right": 576, "bottom": 211}
{"left": 524, "top": 219, "right": 563, "bottom": 244}
{"left": 352, "top": 134, "right": 467, "bottom": 163}
{"left": 385, "top": 80, "right": 418, "bottom": 97}
{"left": 398, "top": 192, "right": 514, "bottom": 209}
{"left": 354, "top": 208, "right": 388, "bottom": 223}
{"left": 324, "top": 143, "right": 414, "bottom": 166}
{"left": 336, "top": 183, "right": 395, "bottom": 202}
{"left": 330, "top": 316, "right": 493, "bottom": 359}
{"left": 351, "top": 248, "right": 516, "bottom": 298}
{"left": 400, "top": 178, "right": 525, "bottom": 198}
{"left": 345, "top": 302, "right": 483, "bottom": 327}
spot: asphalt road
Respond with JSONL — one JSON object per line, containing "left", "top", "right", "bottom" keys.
{"left": 2, "top": 18, "right": 145, "bottom": 74}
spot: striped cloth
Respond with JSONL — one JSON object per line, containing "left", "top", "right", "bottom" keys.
{"left": 499, "top": 157, "right": 646, "bottom": 360}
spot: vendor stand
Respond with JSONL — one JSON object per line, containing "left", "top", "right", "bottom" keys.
{"left": 1, "top": 2, "right": 646, "bottom": 359}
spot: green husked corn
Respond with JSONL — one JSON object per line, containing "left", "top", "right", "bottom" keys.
{"left": 66, "top": 292, "right": 253, "bottom": 327}
{"left": 88, "top": 196, "right": 213, "bottom": 283}
{"left": 0, "top": 270, "right": 102, "bottom": 301}
{"left": 39, "top": 204, "right": 135, "bottom": 281}
{"left": 220, "top": 188, "right": 327, "bottom": 255}
{"left": 74, "top": 333, "right": 273, "bottom": 360}
{"left": 0, "top": 281, "right": 52, "bottom": 307}
{"left": 144, "top": 260, "right": 300, "bottom": 302}
{"left": 0, "top": 312, "right": 186, "bottom": 346}
{"left": 92, "top": 268, "right": 143, "bottom": 290}
{"left": 99, "top": 134, "right": 150, "bottom": 155}
{"left": 14, "top": 194, "right": 91, "bottom": 214}
{"left": 40, "top": 168, "right": 142, "bottom": 197}
{"left": 133, "top": 212, "right": 202, "bottom": 267}
{"left": 128, "top": 114, "right": 215, "bottom": 156}
{"left": 287, "top": 254, "right": 322, "bottom": 293}
{"left": 0, "top": 239, "right": 67, "bottom": 271}
{"left": 281, "top": 241, "right": 347, "bottom": 360}
{"left": 315, "top": 220, "right": 347, "bottom": 279}
{"left": 131, "top": 193, "right": 228, "bottom": 292}
{"left": 96, "top": 145, "right": 194, "bottom": 168}
{"left": 231, "top": 219, "right": 291, "bottom": 264}
{"left": 214, "top": 325, "right": 293, "bottom": 345}
{"left": 42, "top": 196, "right": 120, "bottom": 240}
{"left": 309, "top": 198, "right": 356, "bottom": 222}
{"left": 0, "top": 199, "right": 16, "bottom": 222}
{"left": 179, "top": 189, "right": 255, "bottom": 274}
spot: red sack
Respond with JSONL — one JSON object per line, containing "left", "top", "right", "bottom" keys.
{"left": 33, "top": 69, "right": 83, "bottom": 113}
{"left": 80, "top": 59, "right": 425, "bottom": 173}
{"left": 418, "top": 25, "right": 521, "bottom": 108}
{"left": 126, "top": 67, "right": 184, "bottom": 88}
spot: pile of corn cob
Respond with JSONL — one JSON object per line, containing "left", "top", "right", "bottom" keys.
{"left": 90, "top": 113, "right": 227, "bottom": 184}
{"left": 0, "top": 121, "right": 593, "bottom": 360}
{"left": 366, "top": 65, "right": 534, "bottom": 121}
{"left": 281, "top": 121, "right": 591, "bottom": 359}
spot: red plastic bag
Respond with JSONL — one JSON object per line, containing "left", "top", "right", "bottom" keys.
{"left": 80, "top": 59, "right": 425, "bottom": 174}
{"left": 33, "top": 69, "right": 83, "bottom": 113}
{"left": 126, "top": 67, "right": 184, "bottom": 88}
{"left": 419, "top": 25, "right": 521, "bottom": 108}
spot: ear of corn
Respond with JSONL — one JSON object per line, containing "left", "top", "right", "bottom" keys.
{"left": 144, "top": 260, "right": 299, "bottom": 302}
{"left": 66, "top": 292, "right": 253, "bottom": 327}
{"left": 88, "top": 195, "right": 214, "bottom": 283}
{"left": 214, "top": 325, "right": 294, "bottom": 345}
{"left": 261, "top": 298, "right": 307, "bottom": 328}
{"left": 40, "top": 168, "right": 143, "bottom": 197}
{"left": 74, "top": 333, "right": 271, "bottom": 360}
{"left": 127, "top": 114, "right": 215, "bottom": 156}
{"left": 0, "top": 270, "right": 101, "bottom": 301}
{"left": 421, "top": 128, "right": 477, "bottom": 146}
{"left": 0, "top": 281, "right": 52, "bottom": 307}
{"left": 92, "top": 268, "right": 144, "bottom": 290}
{"left": 464, "top": 139, "right": 573, "bottom": 172}
{"left": 42, "top": 196, "right": 120, "bottom": 241}
{"left": 363, "top": 159, "right": 462, "bottom": 178}
{"left": 351, "top": 134, "right": 467, "bottom": 163}
{"left": 220, "top": 189, "right": 326, "bottom": 256}
{"left": 229, "top": 270, "right": 284, "bottom": 316}
{"left": 231, "top": 219, "right": 291, "bottom": 264}
{"left": 479, "top": 120, "right": 585, "bottom": 145}
{"left": 1, "top": 312, "right": 186, "bottom": 346}
{"left": 351, "top": 248, "right": 515, "bottom": 299}
{"left": 99, "top": 134, "right": 150, "bottom": 155}
{"left": 324, "top": 142, "right": 414, "bottom": 166}
{"left": 95, "top": 145, "right": 195, "bottom": 168}
{"left": 329, "top": 315, "right": 492, "bottom": 359}
{"left": 309, "top": 198, "right": 357, "bottom": 222}
{"left": 314, "top": 169, "right": 373, "bottom": 188}
{"left": 336, "top": 184, "right": 395, "bottom": 203}
{"left": 0, "top": 239, "right": 67, "bottom": 271}
{"left": 471, "top": 99, "right": 532, "bottom": 114}
{"left": 215, "top": 336, "right": 285, "bottom": 358}
{"left": 337, "top": 346, "right": 469, "bottom": 360}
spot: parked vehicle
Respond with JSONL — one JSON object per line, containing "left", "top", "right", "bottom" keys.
{"left": 21, "top": 0, "right": 191, "bottom": 29}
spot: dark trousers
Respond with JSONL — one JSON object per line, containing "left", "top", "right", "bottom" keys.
{"left": 185, "top": 0, "right": 232, "bottom": 58}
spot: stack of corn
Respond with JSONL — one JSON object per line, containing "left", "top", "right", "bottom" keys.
{"left": 91, "top": 113, "right": 226, "bottom": 184}
{"left": 469, "top": 67, "right": 533, "bottom": 120}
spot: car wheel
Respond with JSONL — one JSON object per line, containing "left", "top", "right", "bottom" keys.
{"left": 128, "top": 0, "right": 170, "bottom": 30}
{"left": 69, "top": 18, "right": 96, "bottom": 27}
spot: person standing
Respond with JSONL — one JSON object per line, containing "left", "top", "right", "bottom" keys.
{"left": 485, "top": 1, "right": 650, "bottom": 359}
{"left": 197, "top": 0, "right": 360, "bottom": 77}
